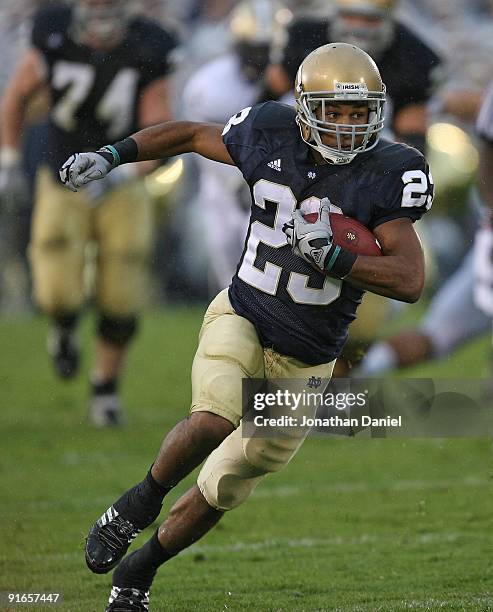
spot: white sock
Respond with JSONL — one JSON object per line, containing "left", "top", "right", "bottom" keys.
{"left": 356, "top": 342, "right": 398, "bottom": 376}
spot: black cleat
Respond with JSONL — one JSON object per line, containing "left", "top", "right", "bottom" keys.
{"left": 47, "top": 328, "right": 79, "bottom": 379}
{"left": 106, "top": 587, "right": 150, "bottom": 611}
{"left": 85, "top": 507, "right": 141, "bottom": 574}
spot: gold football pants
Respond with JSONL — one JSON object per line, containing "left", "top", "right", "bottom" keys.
{"left": 29, "top": 167, "right": 154, "bottom": 317}
{"left": 191, "top": 289, "right": 335, "bottom": 510}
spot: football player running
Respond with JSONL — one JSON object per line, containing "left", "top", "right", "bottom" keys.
{"left": 0, "top": 0, "right": 178, "bottom": 426}
{"left": 60, "top": 44, "right": 434, "bottom": 610}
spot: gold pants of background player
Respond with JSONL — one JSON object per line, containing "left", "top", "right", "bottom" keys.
{"left": 29, "top": 167, "right": 154, "bottom": 317}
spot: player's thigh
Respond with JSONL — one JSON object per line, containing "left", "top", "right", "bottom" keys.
{"left": 191, "top": 289, "right": 265, "bottom": 427}
{"left": 96, "top": 181, "right": 154, "bottom": 256}
{"left": 30, "top": 167, "right": 91, "bottom": 251}
{"left": 197, "top": 352, "right": 336, "bottom": 512}
{"left": 29, "top": 167, "right": 91, "bottom": 310}
{"left": 252, "top": 350, "right": 335, "bottom": 472}
{"left": 95, "top": 182, "right": 154, "bottom": 315}
{"left": 264, "top": 347, "right": 335, "bottom": 389}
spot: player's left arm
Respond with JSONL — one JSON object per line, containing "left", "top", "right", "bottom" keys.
{"left": 345, "top": 218, "right": 424, "bottom": 303}
{"left": 345, "top": 154, "right": 433, "bottom": 302}
{"left": 284, "top": 154, "right": 432, "bottom": 303}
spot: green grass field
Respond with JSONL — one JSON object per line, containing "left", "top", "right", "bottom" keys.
{"left": 1, "top": 308, "right": 492, "bottom": 611}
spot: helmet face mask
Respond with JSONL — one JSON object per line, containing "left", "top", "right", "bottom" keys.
{"left": 295, "top": 43, "right": 386, "bottom": 164}
{"left": 72, "top": 0, "right": 133, "bottom": 49}
{"left": 234, "top": 41, "right": 271, "bottom": 82}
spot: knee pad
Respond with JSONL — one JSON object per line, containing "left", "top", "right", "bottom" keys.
{"left": 98, "top": 314, "right": 138, "bottom": 346}
{"left": 242, "top": 433, "right": 305, "bottom": 473}
{"left": 197, "top": 424, "right": 307, "bottom": 511}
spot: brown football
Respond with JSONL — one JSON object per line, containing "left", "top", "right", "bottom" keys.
{"left": 303, "top": 212, "right": 382, "bottom": 256}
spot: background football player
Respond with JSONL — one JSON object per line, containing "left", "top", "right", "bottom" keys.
{"left": 0, "top": 0, "right": 179, "bottom": 426}
{"left": 60, "top": 43, "right": 434, "bottom": 610}
{"left": 356, "top": 246, "right": 491, "bottom": 376}
{"left": 183, "top": 0, "right": 292, "bottom": 293}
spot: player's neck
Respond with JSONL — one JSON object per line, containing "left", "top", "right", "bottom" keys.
{"left": 310, "top": 149, "right": 330, "bottom": 166}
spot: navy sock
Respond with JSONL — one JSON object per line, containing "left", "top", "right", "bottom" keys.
{"left": 54, "top": 313, "right": 78, "bottom": 333}
{"left": 145, "top": 467, "right": 171, "bottom": 496}
{"left": 92, "top": 378, "right": 118, "bottom": 396}
{"left": 113, "top": 469, "right": 172, "bottom": 529}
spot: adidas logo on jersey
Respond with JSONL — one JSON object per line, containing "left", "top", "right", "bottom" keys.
{"left": 267, "top": 159, "right": 282, "bottom": 172}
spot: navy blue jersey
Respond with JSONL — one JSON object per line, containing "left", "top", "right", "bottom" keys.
{"left": 278, "top": 19, "right": 441, "bottom": 123}
{"left": 32, "top": 5, "right": 178, "bottom": 173}
{"left": 222, "top": 102, "right": 434, "bottom": 365}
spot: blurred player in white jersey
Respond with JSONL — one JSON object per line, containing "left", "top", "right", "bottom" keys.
{"left": 183, "top": 0, "right": 292, "bottom": 292}
{"left": 474, "top": 81, "right": 493, "bottom": 318}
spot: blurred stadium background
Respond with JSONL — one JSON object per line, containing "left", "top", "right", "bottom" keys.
{"left": 1, "top": 0, "right": 493, "bottom": 610}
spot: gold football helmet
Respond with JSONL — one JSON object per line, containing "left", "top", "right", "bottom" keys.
{"left": 295, "top": 43, "right": 386, "bottom": 164}
{"left": 229, "top": 0, "right": 292, "bottom": 80}
{"left": 331, "top": 0, "right": 396, "bottom": 58}
{"left": 229, "top": 0, "right": 292, "bottom": 45}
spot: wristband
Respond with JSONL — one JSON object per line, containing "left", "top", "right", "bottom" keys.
{"left": 97, "top": 137, "right": 138, "bottom": 168}
{"left": 111, "top": 137, "right": 139, "bottom": 165}
{"left": 323, "top": 244, "right": 357, "bottom": 279}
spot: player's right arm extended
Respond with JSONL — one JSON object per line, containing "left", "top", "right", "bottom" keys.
{"left": 60, "top": 121, "right": 235, "bottom": 191}
{"left": 132, "top": 122, "right": 234, "bottom": 165}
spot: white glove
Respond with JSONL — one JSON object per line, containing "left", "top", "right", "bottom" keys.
{"left": 59, "top": 151, "right": 113, "bottom": 192}
{"left": 283, "top": 198, "right": 333, "bottom": 271}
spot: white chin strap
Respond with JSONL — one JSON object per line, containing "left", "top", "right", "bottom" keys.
{"left": 311, "top": 143, "right": 356, "bottom": 165}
